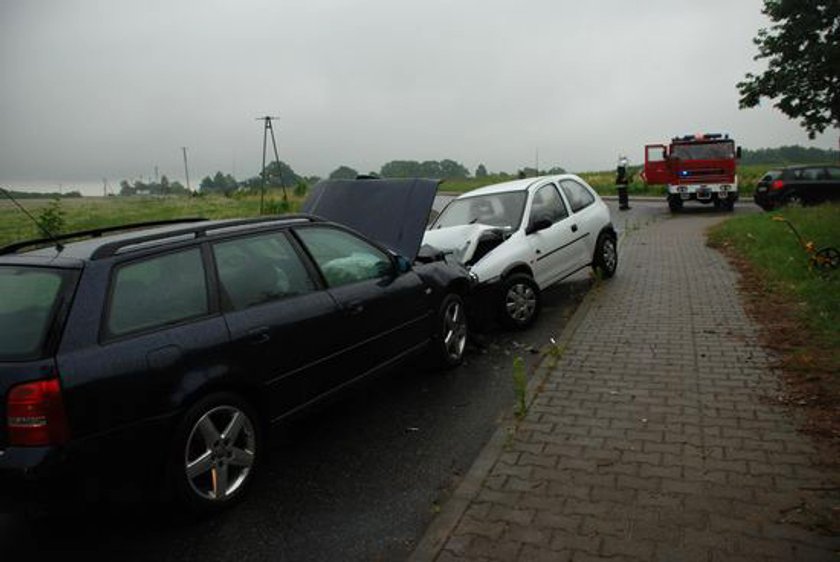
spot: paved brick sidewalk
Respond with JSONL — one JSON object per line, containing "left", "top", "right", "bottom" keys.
{"left": 411, "top": 214, "right": 840, "bottom": 562}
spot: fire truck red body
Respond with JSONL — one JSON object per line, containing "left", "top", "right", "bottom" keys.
{"left": 642, "top": 133, "right": 741, "bottom": 212}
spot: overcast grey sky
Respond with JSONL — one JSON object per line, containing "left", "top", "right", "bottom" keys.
{"left": 1, "top": 0, "right": 836, "bottom": 193}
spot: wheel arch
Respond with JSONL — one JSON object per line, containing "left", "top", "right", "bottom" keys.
{"left": 501, "top": 262, "right": 534, "bottom": 280}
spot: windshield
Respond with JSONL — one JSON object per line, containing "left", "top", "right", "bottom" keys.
{"left": 433, "top": 192, "right": 527, "bottom": 230}
{"left": 671, "top": 141, "right": 735, "bottom": 160}
{"left": 0, "top": 266, "right": 73, "bottom": 361}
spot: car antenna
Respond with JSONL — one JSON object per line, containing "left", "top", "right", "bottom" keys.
{"left": 0, "top": 186, "right": 64, "bottom": 252}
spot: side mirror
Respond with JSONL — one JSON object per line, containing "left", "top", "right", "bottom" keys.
{"left": 395, "top": 254, "right": 412, "bottom": 274}
{"left": 736, "top": 146, "right": 742, "bottom": 159}
{"left": 526, "top": 218, "right": 552, "bottom": 235}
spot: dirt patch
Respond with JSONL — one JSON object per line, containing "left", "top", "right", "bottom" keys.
{"left": 713, "top": 242, "right": 840, "bottom": 533}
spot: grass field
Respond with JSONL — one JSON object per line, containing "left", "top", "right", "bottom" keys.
{"left": 707, "top": 203, "right": 840, "bottom": 362}
{"left": 0, "top": 191, "right": 304, "bottom": 248}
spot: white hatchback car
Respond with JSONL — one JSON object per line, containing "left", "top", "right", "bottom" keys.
{"left": 423, "top": 175, "right": 617, "bottom": 328}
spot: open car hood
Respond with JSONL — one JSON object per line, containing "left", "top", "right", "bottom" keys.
{"left": 302, "top": 178, "right": 439, "bottom": 261}
{"left": 422, "top": 223, "right": 502, "bottom": 264}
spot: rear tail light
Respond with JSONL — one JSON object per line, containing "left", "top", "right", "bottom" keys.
{"left": 7, "top": 378, "right": 70, "bottom": 446}
{"left": 771, "top": 179, "right": 785, "bottom": 191}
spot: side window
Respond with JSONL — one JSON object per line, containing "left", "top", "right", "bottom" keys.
{"left": 801, "top": 167, "right": 822, "bottom": 180}
{"left": 560, "top": 180, "right": 596, "bottom": 213}
{"left": 213, "top": 232, "right": 315, "bottom": 311}
{"left": 296, "top": 227, "right": 393, "bottom": 288}
{"left": 826, "top": 167, "right": 840, "bottom": 180}
{"left": 107, "top": 248, "right": 208, "bottom": 337}
{"left": 529, "top": 184, "right": 569, "bottom": 225}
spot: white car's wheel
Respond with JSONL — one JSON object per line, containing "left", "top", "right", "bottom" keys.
{"left": 593, "top": 233, "right": 618, "bottom": 279}
{"left": 499, "top": 273, "right": 540, "bottom": 329}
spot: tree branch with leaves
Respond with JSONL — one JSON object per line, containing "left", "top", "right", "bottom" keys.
{"left": 737, "top": 0, "right": 839, "bottom": 139}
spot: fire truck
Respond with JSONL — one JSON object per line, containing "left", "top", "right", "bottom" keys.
{"left": 642, "top": 133, "right": 741, "bottom": 212}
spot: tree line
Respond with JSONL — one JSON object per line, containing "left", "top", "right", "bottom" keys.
{"left": 739, "top": 146, "right": 839, "bottom": 166}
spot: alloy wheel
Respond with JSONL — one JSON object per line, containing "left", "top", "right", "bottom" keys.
{"left": 184, "top": 405, "right": 256, "bottom": 502}
{"left": 506, "top": 283, "right": 536, "bottom": 323}
{"left": 442, "top": 297, "right": 467, "bottom": 362}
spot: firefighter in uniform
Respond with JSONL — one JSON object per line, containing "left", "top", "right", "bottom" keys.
{"left": 616, "top": 155, "right": 631, "bottom": 211}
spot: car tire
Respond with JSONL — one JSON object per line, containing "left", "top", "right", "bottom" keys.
{"left": 433, "top": 293, "right": 468, "bottom": 369}
{"left": 499, "top": 273, "right": 540, "bottom": 330}
{"left": 783, "top": 192, "right": 803, "bottom": 207}
{"left": 169, "top": 392, "right": 260, "bottom": 514}
{"left": 593, "top": 233, "right": 618, "bottom": 279}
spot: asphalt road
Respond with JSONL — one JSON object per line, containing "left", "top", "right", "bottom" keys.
{"left": 1, "top": 198, "right": 760, "bottom": 561}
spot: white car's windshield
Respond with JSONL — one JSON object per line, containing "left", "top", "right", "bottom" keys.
{"left": 433, "top": 192, "right": 527, "bottom": 230}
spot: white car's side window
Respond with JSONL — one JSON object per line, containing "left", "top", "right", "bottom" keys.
{"left": 529, "top": 184, "right": 569, "bottom": 225}
{"left": 560, "top": 180, "right": 595, "bottom": 213}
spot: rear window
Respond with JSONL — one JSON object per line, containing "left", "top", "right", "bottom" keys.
{"left": 0, "top": 266, "right": 74, "bottom": 361}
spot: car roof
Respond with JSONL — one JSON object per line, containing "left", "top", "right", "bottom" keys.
{"left": 781, "top": 164, "right": 838, "bottom": 170}
{"left": 0, "top": 216, "right": 318, "bottom": 262}
{"left": 454, "top": 175, "right": 581, "bottom": 199}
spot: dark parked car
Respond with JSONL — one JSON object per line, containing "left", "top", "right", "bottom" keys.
{"left": 754, "top": 164, "right": 840, "bottom": 210}
{"left": 0, "top": 179, "right": 471, "bottom": 513}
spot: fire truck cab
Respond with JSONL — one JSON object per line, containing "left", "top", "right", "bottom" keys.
{"left": 643, "top": 133, "right": 741, "bottom": 212}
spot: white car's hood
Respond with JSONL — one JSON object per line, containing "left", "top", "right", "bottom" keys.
{"left": 423, "top": 224, "right": 501, "bottom": 264}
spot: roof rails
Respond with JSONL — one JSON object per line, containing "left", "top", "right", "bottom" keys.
{"left": 89, "top": 214, "right": 323, "bottom": 259}
{"left": 0, "top": 218, "right": 208, "bottom": 256}
{"left": 1, "top": 215, "right": 325, "bottom": 258}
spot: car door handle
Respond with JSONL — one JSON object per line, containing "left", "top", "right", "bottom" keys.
{"left": 571, "top": 224, "right": 578, "bottom": 233}
{"left": 344, "top": 301, "right": 365, "bottom": 316}
{"left": 246, "top": 327, "right": 271, "bottom": 345}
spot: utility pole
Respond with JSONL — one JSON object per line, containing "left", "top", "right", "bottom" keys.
{"left": 535, "top": 148, "right": 540, "bottom": 177}
{"left": 256, "top": 115, "right": 286, "bottom": 215}
{"left": 181, "top": 147, "right": 191, "bottom": 193}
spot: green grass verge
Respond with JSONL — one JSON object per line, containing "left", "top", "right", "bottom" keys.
{"left": 707, "top": 203, "right": 840, "bottom": 355}
{"left": 0, "top": 191, "right": 302, "bottom": 247}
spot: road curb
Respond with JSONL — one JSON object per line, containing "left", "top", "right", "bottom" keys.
{"left": 407, "top": 276, "right": 602, "bottom": 562}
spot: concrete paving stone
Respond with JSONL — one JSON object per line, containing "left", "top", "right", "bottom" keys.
{"left": 509, "top": 441, "right": 545, "bottom": 456}
{"left": 518, "top": 492, "right": 571, "bottom": 511}
{"left": 488, "top": 462, "right": 531, "bottom": 481}
{"left": 483, "top": 474, "right": 509, "bottom": 491}
{"left": 475, "top": 489, "right": 522, "bottom": 507}
{"left": 542, "top": 443, "right": 586, "bottom": 458}
{"left": 534, "top": 511, "right": 583, "bottom": 533}
{"left": 621, "top": 450, "right": 662, "bottom": 466}
{"left": 517, "top": 544, "right": 573, "bottom": 562}
{"left": 486, "top": 505, "right": 535, "bottom": 526}
{"left": 639, "top": 464, "right": 682, "bottom": 480}
{"left": 550, "top": 531, "right": 602, "bottom": 554}
{"left": 442, "top": 535, "right": 472, "bottom": 557}
{"left": 463, "top": 536, "right": 523, "bottom": 560}
{"left": 452, "top": 517, "right": 507, "bottom": 541}
{"left": 655, "top": 543, "right": 713, "bottom": 562}
{"left": 437, "top": 551, "right": 486, "bottom": 562}
{"left": 601, "top": 536, "right": 657, "bottom": 559}
{"left": 579, "top": 514, "right": 630, "bottom": 538}
{"left": 502, "top": 523, "right": 551, "bottom": 546}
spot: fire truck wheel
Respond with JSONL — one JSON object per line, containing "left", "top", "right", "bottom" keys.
{"left": 668, "top": 196, "right": 683, "bottom": 213}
